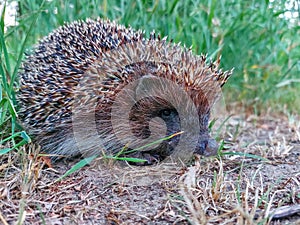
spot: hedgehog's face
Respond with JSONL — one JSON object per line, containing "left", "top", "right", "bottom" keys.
{"left": 127, "top": 96, "right": 218, "bottom": 164}
{"left": 129, "top": 98, "right": 181, "bottom": 155}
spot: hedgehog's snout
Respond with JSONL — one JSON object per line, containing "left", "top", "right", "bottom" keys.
{"left": 194, "top": 138, "right": 218, "bottom": 157}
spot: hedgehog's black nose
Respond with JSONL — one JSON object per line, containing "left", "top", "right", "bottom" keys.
{"left": 194, "top": 138, "right": 218, "bottom": 156}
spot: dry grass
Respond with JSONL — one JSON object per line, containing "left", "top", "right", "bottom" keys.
{"left": 0, "top": 112, "right": 299, "bottom": 224}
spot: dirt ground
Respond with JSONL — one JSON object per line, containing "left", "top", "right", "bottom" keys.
{"left": 0, "top": 112, "right": 299, "bottom": 225}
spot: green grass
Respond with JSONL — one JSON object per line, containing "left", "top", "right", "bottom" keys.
{"left": 1, "top": 0, "right": 299, "bottom": 151}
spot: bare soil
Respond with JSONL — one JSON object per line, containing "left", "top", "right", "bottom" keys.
{"left": 0, "top": 113, "right": 299, "bottom": 225}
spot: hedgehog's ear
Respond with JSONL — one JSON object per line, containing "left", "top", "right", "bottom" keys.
{"left": 134, "top": 75, "right": 161, "bottom": 98}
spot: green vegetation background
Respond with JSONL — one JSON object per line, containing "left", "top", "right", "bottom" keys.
{"left": 1, "top": 0, "right": 299, "bottom": 150}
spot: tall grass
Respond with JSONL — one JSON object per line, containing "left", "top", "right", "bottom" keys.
{"left": 0, "top": 0, "right": 299, "bottom": 150}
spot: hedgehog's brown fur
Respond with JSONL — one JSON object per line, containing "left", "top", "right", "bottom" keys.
{"left": 18, "top": 18, "right": 232, "bottom": 164}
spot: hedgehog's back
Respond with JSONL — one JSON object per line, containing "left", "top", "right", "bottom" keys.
{"left": 18, "top": 19, "right": 143, "bottom": 135}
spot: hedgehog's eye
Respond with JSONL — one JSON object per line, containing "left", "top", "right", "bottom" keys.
{"left": 160, "top": 109, "right": 172, "bottom": 118}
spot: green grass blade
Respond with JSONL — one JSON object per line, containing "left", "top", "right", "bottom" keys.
{"left": 9, "top": 0, "right": 47, "bottom": 100}
{"left": 104, "top": 155, "right": 147, "bottom": 163}
{"left": 0, "top": 3, "right": 10, "bottom": 91}
{"left": 55, "top": 155, "right": 97, "bottom": 182}
{"left": 122, "top": 131, "right": 184, "bottom": 154}
{"left": 222, "top": 151, "right": 269, "bottom": 161}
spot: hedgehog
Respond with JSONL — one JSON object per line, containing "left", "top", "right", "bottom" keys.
{"left": 18, "top": 18, "right": 232, "bottom": 165}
